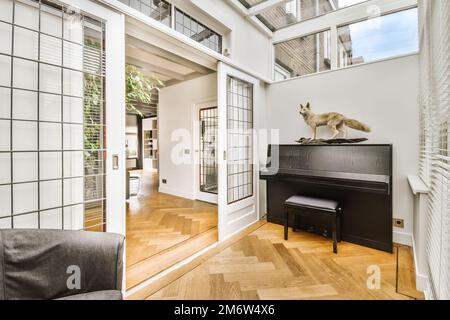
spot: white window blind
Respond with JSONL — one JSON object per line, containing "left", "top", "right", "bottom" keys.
{"left": 418, "top": 0, "right": 450, "bottom": 300}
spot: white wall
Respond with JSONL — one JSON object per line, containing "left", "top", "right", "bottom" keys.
{"left": 158, "top": 73, "right": 217, "bottom": 199}
{"left": 191, "top": 0, "right": 273, "bottom": 79}
{"left": 264, "top": 55, "right": 419, "bottom": 238}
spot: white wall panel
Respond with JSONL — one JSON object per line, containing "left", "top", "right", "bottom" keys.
{"left": 159, "top": 73, "right": 217, "bottom": 199}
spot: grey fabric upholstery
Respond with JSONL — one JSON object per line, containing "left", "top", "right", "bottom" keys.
{"left": 0, "top": 229, "right": 124, "bottom": 300}
{"left": 56, "top": 290, "right": 123, "bottom": 300}
{"left": 285, "top": 195, "right": 340, "bottom": 213}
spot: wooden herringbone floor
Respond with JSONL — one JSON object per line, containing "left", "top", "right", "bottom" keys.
{"left": 126, "top": 171, "right": 218, "bottom": 267}
{"left": 148, "top": 223, "right": 424, "bottom": 300}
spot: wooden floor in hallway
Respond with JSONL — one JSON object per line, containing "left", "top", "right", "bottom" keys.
{"left": 126, "top": 171, "right": 218, "bottom": 289}
{"left": 146, "top": 223, "right": 424, "bottom": 300}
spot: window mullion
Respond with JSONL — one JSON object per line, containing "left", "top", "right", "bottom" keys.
{"left": 330, "top": 25, "right": 338, "bottom": 70}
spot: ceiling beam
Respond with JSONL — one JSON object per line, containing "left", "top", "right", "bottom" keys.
{"left": 247, "top": 0, "right": 290, "bottom": 17}
{"left": 226, "top": 0, "right": 249, "bottom": 15}
{"left": 126, "top": 35, "right": 212, "bottom": 75}
{"left": 125, "top": 19, "right": 218, "bottom": 71}
{"left": 127, "top": 46, "right": 196, "bottom": 75}
{"left": 225, "top": 0, "right": 274, "bottom": 37}
{"left": 164, "top": 71, "right": 209, "bottom": 87}
{"left": 126, "top": 56, "right": 187, "bottom": 81}
{"left": 139, "top": 69, "right": 172, "bottom": 82}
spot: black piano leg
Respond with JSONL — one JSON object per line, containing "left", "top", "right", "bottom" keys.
{"left": 284, "top": 208, "right": 289, "bottom": 241}
{"left": 332, "top": 216, "right": 338, "bottom": 254}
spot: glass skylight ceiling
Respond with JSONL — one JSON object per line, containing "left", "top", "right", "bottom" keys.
{"left": 238, "top": 0, "right": 269, "bottom": 8}
{"left": 240, "top": 0, "right": 369, "bottom": 31}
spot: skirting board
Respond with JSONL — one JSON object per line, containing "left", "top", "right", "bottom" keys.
{"left": 394, "top": 231, "right": 428, "bottom": 295}
{"left": 158, "top": 186, "right": 195, "bottom": 200}
{"left": 412, "top": 234, "right": 429, "bottom": 295}
{"left": 393, "top": 230, "right": 413, "bottom": 246}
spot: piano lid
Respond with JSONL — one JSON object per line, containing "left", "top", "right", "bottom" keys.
{"left": 261, "top": 168, "right": 390, "bottom": 184}
{"left": 264, "top": 144, "right": 392, "bottom": 179}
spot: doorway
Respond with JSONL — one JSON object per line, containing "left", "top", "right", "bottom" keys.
{"left": 123, "top": 20, "right": 218, "bottom": 290}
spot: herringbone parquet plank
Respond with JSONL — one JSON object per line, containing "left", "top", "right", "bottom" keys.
{"left": 126, "top": 171, "right": 218, "bottom": 268}
{"left": 148, "top": 223, "right": 423, "bottom": 300}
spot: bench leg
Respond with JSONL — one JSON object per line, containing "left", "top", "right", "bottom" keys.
{"left": 332, "top": 216, "right": 338, "bottom": 254}
{"left": 337, "top": 214, "right": 342, "bottom": 243}
{"left": 284, "top": 208, "right": 289, "bottom": 241}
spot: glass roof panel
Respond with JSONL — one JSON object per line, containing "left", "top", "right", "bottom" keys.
{"left": 238, "top": 0, "right": 269, "bottom": 9}
{"left": 257, "top": 0, "right": 369, "bottom": 31}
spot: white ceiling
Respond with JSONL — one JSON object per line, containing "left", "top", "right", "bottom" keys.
{"left": 125, "top": 35, "right": 214, "bottom": 87}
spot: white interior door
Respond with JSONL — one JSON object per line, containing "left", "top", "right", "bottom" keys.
{"left": 0, "top": 0, "right": 125, "bottom": 235}
{"left": 217, "top": 62, "right": 260, "bottom": 241}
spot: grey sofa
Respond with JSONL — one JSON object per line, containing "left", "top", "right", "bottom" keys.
{"left": 0, "top": 229, "right": 124, "bottom": 300}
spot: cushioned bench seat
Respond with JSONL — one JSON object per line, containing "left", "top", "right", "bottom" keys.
{"left": 285, "top": 195, "right": 340, "bottom": 213}
{"left": 284, "top": 195, "right": 342, "bottom": 253}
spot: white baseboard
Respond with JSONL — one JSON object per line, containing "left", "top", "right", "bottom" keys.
{"left": 158, "top": 186, "right": 195, "bottom": 200}
{"left": 394, "top": 232, "right": 429, "bottom": 295}
{"left": 423, "top": 284, "right": 433, "bottom": 300}
{"left": 412, "top": 234, "right": 429, "bottom": 294}
{"left": 393, "top": 230, "right": 413, "bottom": 246}
{"left": 415, "top": 273, "right": 429, "bottom": 293}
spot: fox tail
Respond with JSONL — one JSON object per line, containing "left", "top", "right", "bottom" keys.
{"left": 344, "top": 119, "right": 371, "bottom": 132}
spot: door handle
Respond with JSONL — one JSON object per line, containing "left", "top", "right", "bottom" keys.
{"left": 112, "top": 154, "right": 119, "bottom": 170}
{"left": 223, "top": 151, "right": 227, "bottom": 161}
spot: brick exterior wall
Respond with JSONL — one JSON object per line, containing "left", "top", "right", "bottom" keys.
{"left": 272, "top": 0, "right": 357, "bottom": 77}
{"left": 274, "top": 0, "right": 336, "bottom": 77}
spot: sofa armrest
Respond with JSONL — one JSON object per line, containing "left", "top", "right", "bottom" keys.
{"left": 0, "top": 229, "right": 124, "bottom": 300}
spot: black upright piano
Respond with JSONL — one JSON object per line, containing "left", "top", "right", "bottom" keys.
{"left": 260, "top": 144, "right": 393, "bottom": 253}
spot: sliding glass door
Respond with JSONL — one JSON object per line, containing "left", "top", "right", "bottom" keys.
{"left": 0, "top": 0, "right": 125, "bottom": 234}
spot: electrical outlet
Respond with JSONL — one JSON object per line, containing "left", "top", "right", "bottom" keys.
{"left": 393, "top": 218, "right": 404, "bottom": 229}
{"left": 162, "top": 179, "right": 167, "bottom": 184}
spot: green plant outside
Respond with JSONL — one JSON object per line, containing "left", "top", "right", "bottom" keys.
{"left": 125, "top": 64, "right": 164, "bottom": 117}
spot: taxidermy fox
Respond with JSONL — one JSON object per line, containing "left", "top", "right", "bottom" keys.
{"left": 299, "top": 103, "right": 371, "bottom": 140}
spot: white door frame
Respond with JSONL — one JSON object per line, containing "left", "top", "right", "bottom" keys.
{"left": 193, "top": 100, "right": 218, "bottom": 204}
{"left": 217, "top": 62, "right": 261, "bottom": 242}
{"left": 66, "top": 0, "right": 125, "bottom": 293}
{"left": 65, "top": 1, "right": 126, "bottom": 236}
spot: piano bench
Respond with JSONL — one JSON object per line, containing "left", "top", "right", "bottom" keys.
{"left": 284, "top": 195, "right": 342, "bottom": 254}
